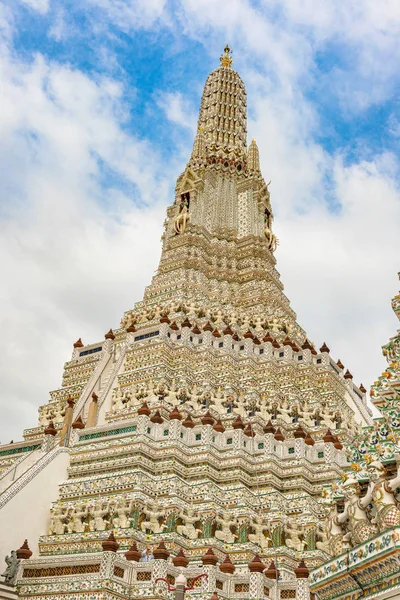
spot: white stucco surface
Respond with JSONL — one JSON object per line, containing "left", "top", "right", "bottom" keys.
{"left": 0, "top": 450, "right": 43, "bottom": 494}
{"left": 0, "top": 449, "right": 69, "bottom": 565}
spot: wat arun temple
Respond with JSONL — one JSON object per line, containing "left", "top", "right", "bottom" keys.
{"left": 0, "top": 47, "right": 399, "bottom": 600}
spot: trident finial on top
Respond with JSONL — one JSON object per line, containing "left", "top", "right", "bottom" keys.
{"left": 220, "top": 44, "right": 232, "bottom": 68}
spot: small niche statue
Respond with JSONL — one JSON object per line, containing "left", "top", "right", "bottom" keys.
{"left": 263, "top": 208, "right": 278, "bottom": 252}
{"left": 1, "top": 551, "right": 20, "bottom": 587}
{"left": 174, "top": 204, "right": 190, "bottom": 235}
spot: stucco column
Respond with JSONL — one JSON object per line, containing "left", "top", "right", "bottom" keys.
{"left": 59, "top": 399, "right": 74, "bottom": 447}
{"left": 86, "top": 392, "right": 99, "bottom": 428}
{"left": 295, "top": 560, "right": 310, "bottom": 600}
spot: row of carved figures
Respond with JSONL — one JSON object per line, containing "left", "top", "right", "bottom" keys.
{"left": 38, "top": 401, "right": 66, "bottom": 427}
{"left": 324, "top": 460, "right": 400, "bottom": 556}
{"left": 121, "top": 303, "right": 299, "bottom": 339}
{"left": 110, "top": 381, "right": 356, "bottom": 433}
{"left": 48, "top": 499, "right": 325, "bottom": 552}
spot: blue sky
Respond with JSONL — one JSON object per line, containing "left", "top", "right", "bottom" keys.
{"left": 0, "top": 0, "right": 400, "bottom": 440}
{"left": 9, "top": 0, "right": 400, "bottom": 185}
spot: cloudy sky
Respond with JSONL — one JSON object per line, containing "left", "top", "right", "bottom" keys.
{"left": 0, "top": 0, "right": 399, "bottom": 442}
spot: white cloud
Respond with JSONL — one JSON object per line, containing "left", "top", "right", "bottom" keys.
{"left": 87, "top": 0, "right": 167, "bottom": 30}
{"left": 388, "top": 114, "right": 400, "bottom": 138}
{"left": 47, "top": 8, "right": 66, "bottom": 41}
{"left": 18, "top": 0, "right": 50, "bottom": 14}
{"left": 157, "top": 91, "right": 197, "bottom": 134}
{"left": 0, "top": 42, "right": 172, "bottom": 441}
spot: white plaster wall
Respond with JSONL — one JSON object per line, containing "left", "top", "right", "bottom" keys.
{"left": 0, "top": 450, "right": 43, "bottom": 494}
{"left": 0, "top": 450, "right": 69, "bottom": 564}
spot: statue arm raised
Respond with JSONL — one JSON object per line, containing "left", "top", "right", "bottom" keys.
{"left": 337, "top": 507, "right": 348, "bottom": 524}
{"left": 387, "top": 465, "right": 400, "bottom": 491}
{"left": 359, "top": 481, "right": 374, "bottom": 508}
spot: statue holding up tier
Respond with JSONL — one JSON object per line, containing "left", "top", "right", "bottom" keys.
{"left": 248, "top": 515, "right": 272, "bottom": 550}
{"left": 89, "top": 500, "right": 110, "bottom": 532}
{"left": 112, "top": 388, "right": 124, "bottom": 412}
{"left": 322, "top": 504, "right": 351, "bottom": 556}
{"left": 49, "top": 505, "right": 70, "bottom": 535}
{"left": 174, "top": 205, "right": 190, "bottom": 235}
{"left": 214, "top": 511, "right": 236, "bottom": 544}
{"left": 365, "top": 461, "right": 400, "bottom": 532}
{"left": 112, "top": 497, "right": 134, "bottom": 529}
{"left": 177, "top": 508, "right": 202, "bottom": 540}
{"left": 284, "top": 521, "right": 306, "bottom": 552}
{"left": 70, "top": 502, "right": 88, "bottom": 533}
{"left": 338, "top": 478, "right": 377, "bottom": 545}
{"left": 141, "top": 503, "right": 166, "bottom": 534}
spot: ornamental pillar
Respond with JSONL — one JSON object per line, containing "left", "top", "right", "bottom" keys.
{"left": 244, "top": 338, "right": 253, "bottom": 356}
{"left": 137, "top": 402, "right": 151, "bottom": 434}
{"left": 318, "top": 342, "right": 330, "bottom": 367}
{"left": 223, "top": 333, "right": 233, "bottom": 352}
{"left": 72, "top": 338, "right": 84, "bottom": 360}
{"left": 100, "top": 532, "right": 119, "bottom": 579}
{"left": 248, "top": 554, "right": 266, "bottom": 599}
{"left": 152, "top": 541, "right": 169, "bottom": 592}
{"left": 295, "top": 560, "right": 310, "bottom": 600}
{"left": 59, "top": 399, "right": 74, "bottom": 447}
{"left": 201, "top": 547, "right": 219, "bottom": 593}
{"left": 264, "top": 560, "right": 279, "bottom": 600}
{"left": 294, "top": 438, "right": 304, "bottom": 459}
{"left": 86, "top": 392, "right": 98, "bottom": 428}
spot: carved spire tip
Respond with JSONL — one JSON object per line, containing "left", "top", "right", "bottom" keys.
{"left": 220, "top": 44, "right": 232, "bottom": 68}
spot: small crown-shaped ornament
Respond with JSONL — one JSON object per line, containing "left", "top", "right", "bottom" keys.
{"left": 220, "top": 44, "right": 232, "bottom": 68}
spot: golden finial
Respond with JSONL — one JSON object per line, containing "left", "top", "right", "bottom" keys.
{"left": 220, "top": 44, "right": 232, "bottom": 68}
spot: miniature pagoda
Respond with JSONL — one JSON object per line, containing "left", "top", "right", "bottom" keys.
{"left": 1, "top": 47, "right": 392, "bottom": 600}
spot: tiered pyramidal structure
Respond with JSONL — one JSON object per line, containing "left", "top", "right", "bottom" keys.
{"left": 0, "top": 47, "right": 376, "bottom": 600}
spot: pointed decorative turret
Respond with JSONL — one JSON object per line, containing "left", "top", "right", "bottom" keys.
{"left": 247, "top": 139, "right": 260, "bottom": 172}
{"left": 102, "top": 532, "right": 119, "bottom": 552}
{"left": 125, "top": 542, "right": 141, "bottom": 562}
{"left": 16, "top": 540, "right": 32, "bottom": 560}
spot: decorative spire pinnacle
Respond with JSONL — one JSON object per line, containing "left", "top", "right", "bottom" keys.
{"left": 248, "top": 139, "right": 260, "bottom": 172}
{"left": 220, "top": 44, "right": 232, "bottom": 68}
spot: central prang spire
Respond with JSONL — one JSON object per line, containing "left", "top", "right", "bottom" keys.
{"left": 130, "top": 47, "right": 298, "bottom": 336}
{"left": 194, "top": 44, "right": 247, "bottom": 164}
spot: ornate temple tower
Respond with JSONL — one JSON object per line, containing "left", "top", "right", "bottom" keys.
{"left": 0, "top": 48, "right": 379, "bottom": 600}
